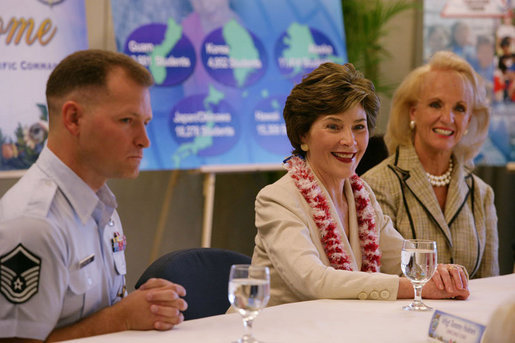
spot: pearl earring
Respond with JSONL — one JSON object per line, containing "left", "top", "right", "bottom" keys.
{"left": 409, "top": 120, "right": 416, "bottom": 130}
{"left": 464, "top": 129, "right": 469, "bottom": 135}
{"left": 300, "top": 143, "right": 309, "bottom": 152}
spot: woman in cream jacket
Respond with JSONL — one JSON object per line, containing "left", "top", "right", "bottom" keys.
{"left": 251, "top": 62, "right": 470, "bottom": 307}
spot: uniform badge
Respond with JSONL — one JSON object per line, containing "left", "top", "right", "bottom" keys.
{"left": 111, "top": 232, "right": 126, "bottom": 253}
{"left": 0, "top": 244, "right": 41, "bottom": 304}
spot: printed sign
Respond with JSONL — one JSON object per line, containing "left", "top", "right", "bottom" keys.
{"left": 428, "top": 309, "right": 486, "bottom": 343}
{"left": 0, "top": 0, "right": 88, "bottom": 171}
{"left": 111, "top": 0, "right": 347, "bottom": 170}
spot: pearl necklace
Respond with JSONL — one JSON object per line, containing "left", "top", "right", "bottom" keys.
{"left": 426, "top": 159, "right": 453, "bottom": 187}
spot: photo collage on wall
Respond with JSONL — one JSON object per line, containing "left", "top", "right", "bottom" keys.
{"left": 424, "top": 0, "right": 514, "bottom": 165}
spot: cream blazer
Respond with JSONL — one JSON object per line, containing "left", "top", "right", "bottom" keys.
{"left": 252, "top": 170, "right": 404, "bottom": 307}
{"left": 362, "top": 144, "right": 499, "bottom": 278}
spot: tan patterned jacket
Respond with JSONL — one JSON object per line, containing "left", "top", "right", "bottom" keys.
{"left": 362, "top": 144, "right": 499, "bottom": 278}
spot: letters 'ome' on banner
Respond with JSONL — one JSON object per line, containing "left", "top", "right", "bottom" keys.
{"left": 0, "top": 0, "right": 88, "bottom": 172}
{"left": 111, "top": 0, "right": 347, "bottom": 171}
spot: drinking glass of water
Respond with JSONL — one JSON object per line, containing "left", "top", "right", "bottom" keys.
{"left": 401, "top": 239, "right": 437, "bottom": 311}
{"left": 228, "top": 264, "right": 270, "bottom": 343}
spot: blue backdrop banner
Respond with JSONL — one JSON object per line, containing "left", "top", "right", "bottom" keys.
{"left": 111, "top": 0, "right": 347, "bottom": 171}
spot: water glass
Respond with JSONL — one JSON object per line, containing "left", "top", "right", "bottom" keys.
{"left": 401, "top": 239, "right": 437, "bottom": 311}
{"left": 228, "top": 264, "right": 270, "bottom": 343}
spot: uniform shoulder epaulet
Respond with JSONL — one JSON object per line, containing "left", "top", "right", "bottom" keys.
{"left": 24, "top": 178, "right": 58, "bottom": 218}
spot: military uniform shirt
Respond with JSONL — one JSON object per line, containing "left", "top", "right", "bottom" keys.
{"left": 0, "top": 147, "right": 127, "bottom": 340}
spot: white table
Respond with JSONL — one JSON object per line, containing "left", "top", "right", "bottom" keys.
{"left": 65, "top": 274, "right": 515, "bottom": 343}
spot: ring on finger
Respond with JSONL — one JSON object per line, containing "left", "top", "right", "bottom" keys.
{"left": 447, "top": 264, "right": 459, "bottom": 272}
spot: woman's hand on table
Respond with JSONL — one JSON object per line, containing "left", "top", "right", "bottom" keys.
{"left": 424, "top": 264, "right": 470, "bottom": 300}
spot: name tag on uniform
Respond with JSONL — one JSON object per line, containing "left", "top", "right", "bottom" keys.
{"left": 79, "top": 254, "right": 95, "bottom": 269}
{"left": 428, "top": 309, "right": 486, "bottom": 343}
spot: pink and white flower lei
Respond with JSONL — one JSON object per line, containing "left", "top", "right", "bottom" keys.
{"left": 284, "top": 155, "right": 381, "bottom": 272}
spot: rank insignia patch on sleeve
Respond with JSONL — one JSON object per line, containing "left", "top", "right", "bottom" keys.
{"left": 0, "top": 244, "right": 41, "bottom": 304}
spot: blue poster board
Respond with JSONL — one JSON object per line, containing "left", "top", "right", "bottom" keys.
{"left": 111, "top": 0, "right": 347, "bottom": 170}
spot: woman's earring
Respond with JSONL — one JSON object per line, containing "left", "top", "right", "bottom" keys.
{"left": 300, "top": 143, "right": 309, "bottom": 152}
{"left": 409, "top": 120, "right": 416, "bottom": 130}
{"left": 464, "top": 129, "right": 469, "bottom": 135}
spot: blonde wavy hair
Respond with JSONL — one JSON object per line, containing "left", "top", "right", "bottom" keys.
{"left": 384, "top": 51, "right": 490, "bottom": 167}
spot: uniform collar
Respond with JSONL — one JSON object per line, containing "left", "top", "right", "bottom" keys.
{"left": 35, "top": 146, "right": 118, "bottom": 227}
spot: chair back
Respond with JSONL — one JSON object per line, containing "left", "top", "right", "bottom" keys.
{"left": 356, "top": 135, "right": 388, "bottom": 176}
{"left": 135, "top": 247, "right": 251, "bottom": 320}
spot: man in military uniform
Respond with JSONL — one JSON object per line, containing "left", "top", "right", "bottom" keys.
{"left": 0, "top": 49, "right": 187, "bottom": 341}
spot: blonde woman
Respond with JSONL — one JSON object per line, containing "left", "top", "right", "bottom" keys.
{"left": 363, "top": 51, "right": 498, "bottom": 278}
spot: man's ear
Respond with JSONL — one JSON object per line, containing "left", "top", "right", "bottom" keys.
{"left": 61, "top": 101, "right": 83, "bottom": 136}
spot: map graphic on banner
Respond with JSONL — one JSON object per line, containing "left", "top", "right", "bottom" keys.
{"left": 423, "top": 0, "right": 514, "bottom": 166}
{"left": 0, "top": 0, "right": 88, "bottom": 171}
{"left": 111, "top": 0, "right": 347, "bottom": 170}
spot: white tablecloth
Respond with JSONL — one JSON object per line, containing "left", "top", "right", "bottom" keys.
{"left": 64, "top": 273, "right": 515, "bottom": 343}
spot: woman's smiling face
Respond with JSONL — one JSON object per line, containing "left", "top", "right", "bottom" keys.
{"left": 302, "top": 103, "right": 369, "bottom": 187}
{"left": 410, "top": 69, "right": 472, "bottom": 157}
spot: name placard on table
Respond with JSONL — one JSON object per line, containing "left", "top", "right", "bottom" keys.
{"left": 428, "top": 310, "right": 486, "bottom": 343}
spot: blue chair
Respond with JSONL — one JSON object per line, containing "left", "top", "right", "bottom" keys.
{"left": 135, "top": 247, "right": 251, "bottom": 320}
